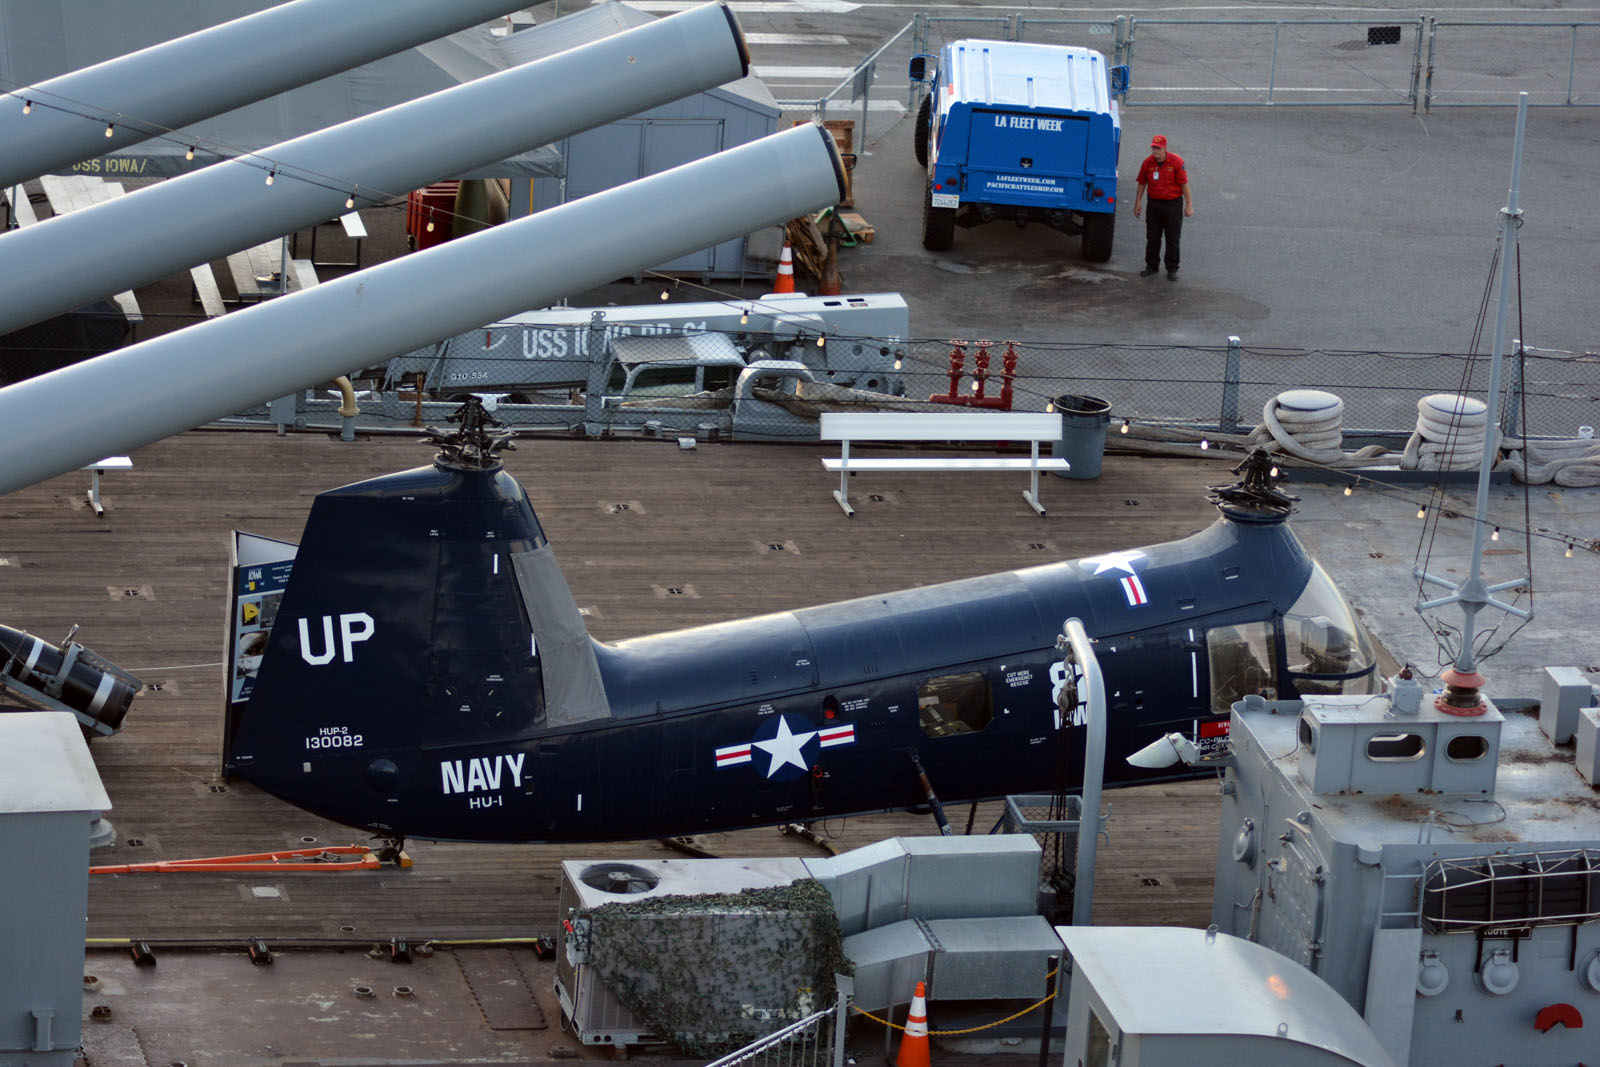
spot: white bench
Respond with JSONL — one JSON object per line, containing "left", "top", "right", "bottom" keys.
{"left": 83, "top": 456, "right": 132, "bottom": 517}
{"left": 820, "top": 411, "right": 1068, "bottom": 517}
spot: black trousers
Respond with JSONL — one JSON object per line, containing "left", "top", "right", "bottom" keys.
{"left": 1144, "top": 197, "right": 1184, "bottom": 271}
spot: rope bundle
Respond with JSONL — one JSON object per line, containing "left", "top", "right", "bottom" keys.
{"left": 1401, "top": 393, "right": 1496, "bottom": 471}
{"left": 1248, "top": 389, "right": 1388, "bottom": 465}
{"left": 1499, "top": 435, "right": 1600, "bottom": 486}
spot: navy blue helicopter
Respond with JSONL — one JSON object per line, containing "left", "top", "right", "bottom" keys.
{"left": 223, "top": 400, "right": 1380, "bottom": 844}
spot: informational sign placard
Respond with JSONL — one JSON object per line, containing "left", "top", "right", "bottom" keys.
{"left": 221, "top": 531, "right": 298, "bottom": 775}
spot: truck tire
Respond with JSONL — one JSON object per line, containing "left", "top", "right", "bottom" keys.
{"left": 1081, "top": 211, "right": 1114, "bottom": 263}
{"left": 922, "top": 186, "right": 955, "bottom": 251}
{"left": 913, "top": 95, "right": 931, "bottom": 166}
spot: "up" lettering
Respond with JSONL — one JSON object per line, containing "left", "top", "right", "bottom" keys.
{"left": 298, "top": 612, "right": 376, "bottom": 665}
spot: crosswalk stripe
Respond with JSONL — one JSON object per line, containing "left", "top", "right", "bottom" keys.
{"left": 773, "top": 99, "right": 908, "bottom": 112}
{"left": 745, "top": 32, "right": 850, "bottom": 45}
{"left": 612, "top": 0, "right": 861, "bottom": 12}
{"left": 753, "top": 65, "right": 856, "bottom": 80}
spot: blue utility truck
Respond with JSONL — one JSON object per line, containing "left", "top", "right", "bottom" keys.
{"left": 910, "top": 40, "right": 1126, "bottom": 260}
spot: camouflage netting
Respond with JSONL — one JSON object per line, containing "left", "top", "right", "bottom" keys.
{"left": 583, "top": 878, "right": 851, "bottom": 1057}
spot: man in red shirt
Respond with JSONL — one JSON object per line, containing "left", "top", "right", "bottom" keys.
{"left": 1132, "top": 134, "right": 1193, "bottom": 280}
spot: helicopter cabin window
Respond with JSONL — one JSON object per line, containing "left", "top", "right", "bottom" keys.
{"left": 1283, "top": 561, "right": 1381, "bottom": 697}
{"left": 918, "top": 671, "right": 993, "bottom": 738}
{"left": 1207, "top": 621, "right": 1277, "bottom": 714}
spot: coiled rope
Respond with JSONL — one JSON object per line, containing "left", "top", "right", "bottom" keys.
{"left": 1498, "top": 434, "right": 1600, "bottom": 486}
{"left": 1247, "top": 390, "right": 1388, "bottom": 466}
{"left": 1401, "top": 393, "right": 1496, "bottom": 472}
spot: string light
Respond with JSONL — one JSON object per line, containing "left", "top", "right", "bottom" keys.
{"left": 659, "top": 289, "right": 669, "bottom": 301}
{"left": 104, "top": 122, "right": 115, "bottom": 138}
{"left": 1269, "top": 464, "right": 1280, "bottom": 478}
{"left": 1343, "top": 482, "right": 1354, "bottom": 496}
{"left": 1045, "top": 401, "right": 1055, "bottom": 413}
{"left": 1199, "top": 438, "right": 1210, "bottom": 451}
{"left": 817, "top": 334, "right": 826, "bottom": 348}
{"left": 425, "top": 209, "right": 434, "bottom": 233}
{"left": 1491, "top": 526, "right": 1500, "bottom": 542}
{"left": 893, "top": 354, "right": 903, "bottom": 370}
{"left": 739, "top": 309, "right": 749, "bottom": 325}
{"left": 265, "top": 169, "right": 275, "bottom": 186}
{"left": 21, "top": 99, "right": 31, "bottom": 115}
{"left": 1417, "top": 504, "right": 1427, "bottom": 519}
{"left": 345, "top": 193, "right": 355, "bottom": 210}
{"left": 185, "top": 145, "right": 195, "bottom": 161}
{"left": 1119, "top": 419, "right": 1130, "bottom": 434}
{"left": 1565, "top": 542, "right": 1574, "bottom": 558}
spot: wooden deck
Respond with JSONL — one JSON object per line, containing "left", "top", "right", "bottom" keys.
{"left": 0, "top": 431, "right": 1229, "bottom": 945}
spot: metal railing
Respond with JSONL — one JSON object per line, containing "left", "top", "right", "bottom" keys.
{"left": 1425, "top": 21, "right": 1600, "bottom": 109}
{"left": 703, "top": 980, "right": 852, "bottom": 1067}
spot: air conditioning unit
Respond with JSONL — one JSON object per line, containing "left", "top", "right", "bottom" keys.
{"left": 554, "top": 857, "right": 812, "bottom": 1048}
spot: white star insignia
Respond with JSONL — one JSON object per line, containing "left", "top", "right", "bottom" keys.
{"left": 1080, "top": 549, "right": 1146, "bottom": 576}
{"left": 751, "top": 715, "right": 817, "bottom": 779}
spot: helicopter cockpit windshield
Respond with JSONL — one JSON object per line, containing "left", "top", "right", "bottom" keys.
{"left": 1281, "top": 560, "right": 1380, "bottom": 697}
{"left": 1206, "top": 560, "right": 1380, "bottom": 712}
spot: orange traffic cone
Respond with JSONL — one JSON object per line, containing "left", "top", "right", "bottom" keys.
{"left": 895, "top": 981, "right": 931, "bottom": 1067}
{"left": 773, "top": 240, "right": 796, "bottom": 294}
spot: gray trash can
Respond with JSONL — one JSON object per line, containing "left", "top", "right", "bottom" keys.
{"left": 1052, "top": 394, "right": 1111, "bottom": 479}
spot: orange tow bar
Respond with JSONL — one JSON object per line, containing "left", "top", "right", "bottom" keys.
{"left": 90, "top": 845, "right": 381, "bottom": 874}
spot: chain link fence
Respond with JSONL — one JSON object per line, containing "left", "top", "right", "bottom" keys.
{"left": 777, "top": 11, "right": 1599, "bottom": 132}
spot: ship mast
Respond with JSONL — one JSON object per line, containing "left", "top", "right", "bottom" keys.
{"left": 1413, "top": 92, "right": 1535, "bottom": 714}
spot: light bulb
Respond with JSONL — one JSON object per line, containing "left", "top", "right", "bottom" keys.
{"left": 345, "top": 194, "right": 355, "bottom": 210}
{"left": 1269, "top": 465, "right": 1280, "bottom": 478}
{"left": 1045, "top": 402, "right": 1055, "bottom": 413}
{"left": 660, "top": 290, "right": 669, "bottom": 301}
{"left": 1491, "top": 526, "right": 1500, "bottom": 542}
{"left": 1199, "top": 438, "right": 1210, "bottom": 451}
{"left": 739, "top": 310, "right": 749, "bottom": 325}
{"left": 185, "top": 145, "right": 195, "bottom": 161}
{"left": 1344, "top": 484, "right": 1353, "bottom": 497}
{"left": 104, "top": 122, "right": 115, "bottom": 138}
{"left": 22, "top": 99, "right": 32, "bottom": 115}
{"left": 818, "top": 335, "right": 826, "bottom": 348}
{"left": 1418, "top": 505, "right": 1427, "bottom": 519}
{"left": 265, "top": 170, "right": 275, "bottom": 186}
{"left": 1565, "top": 543, "right": 1574, "bottom": 558}
{"left": 1120, "top": 420, "right": 1129, "bottom": 434}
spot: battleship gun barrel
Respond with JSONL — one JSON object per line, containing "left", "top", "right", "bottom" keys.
{"left": 0, "top": 122, "right": 845, "bottom": 494}
{"left": 0, "top": 1, "right": 752, "bottom": 336}
{"left": 0, "top": 0, "right": 532, "bottom": 190}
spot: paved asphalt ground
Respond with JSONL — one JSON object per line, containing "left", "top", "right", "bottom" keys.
{"left": 589, "top": 0, "right": 1600, "bottom": 356}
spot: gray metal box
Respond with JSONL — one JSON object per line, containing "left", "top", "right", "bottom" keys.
{"left": 1541, "top": 666, "right": 1597, "bottom": 745}
{"left": 1, "top": 713, "right": 111, "bottom": 1067}
{"left": 1576, "top": 707, "right": 1600, "bottom": 786}
{"left": 1296, "top": 700, "right": 1501, "bottom": 796}
{"left": 804, "top": 835, "right": 1041, "bottom": 936}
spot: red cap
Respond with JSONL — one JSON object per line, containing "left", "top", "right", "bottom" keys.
{"left": 1150, "top": 134, "right": 1167, "bottom": 147}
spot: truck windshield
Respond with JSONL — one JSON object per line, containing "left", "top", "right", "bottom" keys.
{"left": 1283, "top": 561, "right": 1379, "bottom": 695}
